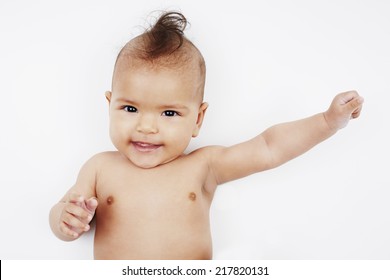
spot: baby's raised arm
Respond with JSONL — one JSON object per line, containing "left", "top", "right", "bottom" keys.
{"left": 206, "top": 91, "right": 364, "bottom": 187}
{"left": 49, "top": 156, "right": 99, "bottom": 241}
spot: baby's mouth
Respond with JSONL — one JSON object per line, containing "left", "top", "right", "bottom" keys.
{"left": 132, "top": 141, "right": 162, "bottom": 153}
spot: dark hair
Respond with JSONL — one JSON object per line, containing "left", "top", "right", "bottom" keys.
{"left": 116, "top": 11, "right": 204, "bottom": 66}
{"left": 144, "top": 11, "right": 188, "bottom": 59}
{"left": 113, "top": 11, "right": 206, "bottom": 99}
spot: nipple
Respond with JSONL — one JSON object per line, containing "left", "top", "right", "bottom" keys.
{"left": 106, "top": 196, "right": 114, "bottom": 205}
{"left": 189, "top": 192, "right": 196, "bottom": 201}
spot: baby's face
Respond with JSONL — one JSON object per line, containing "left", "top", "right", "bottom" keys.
{"left": 106, "top": 66, "right": 206, "bottom": 168}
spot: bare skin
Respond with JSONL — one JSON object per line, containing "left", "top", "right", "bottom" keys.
{"left": 94, "top": 151, "right": 214, "bottom": 259}
{"left": 49, "top": 60, "right": 364, "bottom": 259}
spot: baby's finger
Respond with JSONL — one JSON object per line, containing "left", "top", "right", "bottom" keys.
{"left": 346, "top": 96, "right": 364, "bottom": 115}
{"left": 346, "top": 96, "right": 361, "bottom": 109}
{"left": 86, "top": 197, "right": 98, "bottom": 213}
{"left": 352, "top": 105, "right": 363, "bottom": 119}
{"left": 59, "top": 221, "right": 80, "bottom": 238}
{"left": 62, "top": 212, "right": 90, "bottom": 232}
{"left": 65, "top": 203, "right": 92, "bottom": 221}
{"left": 337, "top": 90, "right": 359, "bottom": 105}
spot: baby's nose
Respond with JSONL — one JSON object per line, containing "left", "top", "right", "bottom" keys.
{"left": 136, "top": 114, "right": 158, "bottom": 134}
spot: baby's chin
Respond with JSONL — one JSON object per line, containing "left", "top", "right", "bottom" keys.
{"left": 123, "top": 153, "right": 180, "bottom": 169}
{"left": 132, "top": 161, "right": 160, "bottom": 169}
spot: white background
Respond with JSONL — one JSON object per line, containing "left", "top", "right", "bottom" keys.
{"left": 0, "top": 0, "right": 389, "bottom": 259}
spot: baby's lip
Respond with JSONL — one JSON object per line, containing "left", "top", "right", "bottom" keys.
{"left": 132, "top": 141, "right": 162, "bottom": 152}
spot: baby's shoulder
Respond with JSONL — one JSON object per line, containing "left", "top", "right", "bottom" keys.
{"left": 84, "top": 151, "right": 123, "bottom": 168}
{"left": 91, "top": 151, "right": 121, "bottom": 160}
{"left": 72, "top": 152, "right": 122, "bottom": 189}
{"left": 182, "top": 145, "right": 226, "bottom": 168}
{"left": 189, "top": 145, "right": 225, "bottom": 160}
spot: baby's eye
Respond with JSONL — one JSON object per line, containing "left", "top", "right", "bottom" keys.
{"left": 123, "top": 106, "right": 137, "bottom": 113}
{"left": 162, "top": 110, "right": 179, "bottom": 117}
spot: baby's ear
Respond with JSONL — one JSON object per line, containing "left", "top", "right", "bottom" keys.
{"left": 192, "top": 102, "right": 209, "bottom": 137}
{"left": 105, "top": 91, "right": 112, "bottom": 103}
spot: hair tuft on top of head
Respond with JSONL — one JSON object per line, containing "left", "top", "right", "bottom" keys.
{"left": 144, "top": 11, "right": 188, "bottom": 59}
{"left": 113, "top": 11, "right": 206, "bottom": 100}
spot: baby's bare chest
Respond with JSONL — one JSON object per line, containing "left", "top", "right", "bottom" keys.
{"left": 92, "top": 155, "right": 215, "bottom": 259}
{"left": 95, "top": 160, "right": 213, "bottom": 222}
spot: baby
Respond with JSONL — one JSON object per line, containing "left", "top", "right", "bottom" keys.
{"left": 49, "top": 12, "right": 364, "bottom": 259}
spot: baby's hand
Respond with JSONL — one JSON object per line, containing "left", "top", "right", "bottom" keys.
{"left": 59, "top": 193, "right": 98, "bottom": 238}
{"left": 323, "top": 90, "right": 364, "bottom": 131}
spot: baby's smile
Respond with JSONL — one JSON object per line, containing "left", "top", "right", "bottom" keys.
{"left": 131, "top": 141, "right": 162, "bottom": 153}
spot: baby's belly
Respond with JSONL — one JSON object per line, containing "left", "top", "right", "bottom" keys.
{"left": 93, "top": 193, "right": 212, "bottom": 260}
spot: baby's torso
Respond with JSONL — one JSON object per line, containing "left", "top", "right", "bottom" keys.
{"left": 93, "top": 151, "right": 215, "bottom": 259}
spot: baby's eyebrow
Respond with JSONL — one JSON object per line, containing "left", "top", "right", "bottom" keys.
{"left": 159, "top": 104, "right": 189, "bottom": 111}
{"left": 115, "top": 97, "right": 138, "bottom": 105}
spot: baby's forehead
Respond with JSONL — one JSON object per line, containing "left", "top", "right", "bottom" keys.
{"left": 115, "top": 38, "right": 202, "bottom": 72}
{"left": 113, "top": 43, "right": 204, "bottom": 88}
{"left": 112, "top": 60, "right": 204, "bottom": 103}
{"left": 114, "top": 57, "right": 200, "bottom": 80}
{"left": 112, "top": 35, "right": 206, "bottom": 101}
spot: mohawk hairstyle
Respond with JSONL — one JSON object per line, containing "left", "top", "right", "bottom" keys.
{"left": 113, "top": 11, "right": 206, "bottom": 99}
{"left": 115, "top": 11, "right": 204, "bottom": 68}
{"left": 143, "top": 11, "right": 188, "bottom": 59}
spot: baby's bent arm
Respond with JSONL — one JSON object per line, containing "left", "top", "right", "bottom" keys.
{"left": 207, "top": 91, "right": 363, "bottom": 186}
{"left": 50, "top": 155, "right": 99, "bottom": 241}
